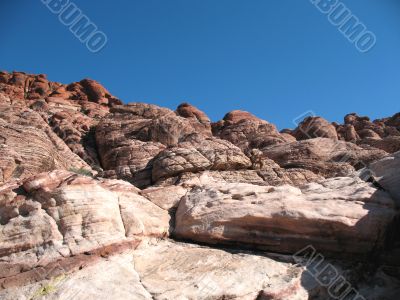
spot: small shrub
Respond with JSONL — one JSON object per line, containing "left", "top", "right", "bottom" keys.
{"left": 69, "top": 167, "right": 94, "bottom": 177}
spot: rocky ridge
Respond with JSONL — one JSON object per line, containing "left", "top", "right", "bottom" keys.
{"left": 0, "top": 71, "right": 399, "bottom": 299}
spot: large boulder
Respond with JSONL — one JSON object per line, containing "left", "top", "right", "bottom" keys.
{"left": 176, "top": 102, "right": 212, "bottom": 134}
{"left": 0, "top": 170, "right": 170, "bottom": 289}
{"left": 261, "top": 138, "right": 387, "bottom": 177}
{"left": 175, "top": 177, "right": 396, "bottom": 258}
{"left": 132, "top": 240, "right": 309, "bottom": 300}
{"left": 368, "top": 151, "right": 400, "bottom": 206}
{"left": 293, "top": 116, "right": 338, "bottom": 140}
{"left": 212, "top": 110, "right": 291, "bottom": 153}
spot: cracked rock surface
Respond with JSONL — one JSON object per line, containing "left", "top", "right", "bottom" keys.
{"left": 0, "top": 71, "right": 400, "bottom": 299}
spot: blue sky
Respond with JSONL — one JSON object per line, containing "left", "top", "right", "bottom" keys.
{"left": 1, "top": 0, "right": 399, "bottom": 129}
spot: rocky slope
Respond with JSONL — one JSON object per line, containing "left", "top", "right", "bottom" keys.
{"left": 0, "top": 71, "right": 399, "bottom": 299}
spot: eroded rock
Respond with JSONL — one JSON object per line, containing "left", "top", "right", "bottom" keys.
{"left": 175, "top": 177, "right": 396, "bottom": 258}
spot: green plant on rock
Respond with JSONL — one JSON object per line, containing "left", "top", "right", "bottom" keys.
{"left": 68, "top": 167, "right": 94, "bottom": 177}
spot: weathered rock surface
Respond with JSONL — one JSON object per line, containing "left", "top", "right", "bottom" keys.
{"left": 175, "top": 177, "right": 396, "bottom": 257}
{"left": 133, "top": 239, "right": 309, "bottom": 300}
{"left": 212, "top": 110, "right": 291, "bottom": 153}
{"left": 293, "top": 116, "right": 338, "bottom": 140}
{"left": 261, "top": 138, "right": 387, "bottom": 177}
{"left": 0, "top": 71, "right": 122, "bottom": 169}
{"left": 176, "top": 102, "right": 212, "bottom": 134}
{"left": 0, "top": 105, "right": 90, "bottom": 183}
{"left": 1, "top": 239, "right": 397, "bottom": 300}
{"left": 96, "top": 104, "right": 252, "bottom": 187}
{"left": 1, "top": 71, "right": 400, "bottom": 299}
{"left": 368, "top": 151, "right": 400, "bottom": 206}
{"left": 0, "top": 170, "right": 169, "bottom": 289}
{"left": 0, "top": 252, "right": 153, "bottom": 300}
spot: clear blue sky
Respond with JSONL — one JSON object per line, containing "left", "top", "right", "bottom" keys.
{"left": 1, "top": 1, "right": 399, "bottom": 129}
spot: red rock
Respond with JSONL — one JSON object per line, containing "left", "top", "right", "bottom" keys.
{"left": 293, "top": 116, "right": 338, "bottom": 140}
{"left": 176, "top": 102, "right": 212, "bottom": 134}
{"left": 212, "top": 110, "right": 290, "bottom": 153}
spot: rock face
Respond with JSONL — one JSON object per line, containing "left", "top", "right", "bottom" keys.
{"left": 1, "top": 71, "right": 400, "bottom": 299}
{"left": 261, "top": 138, "right": 387, "bottom": 178}
{"left": 0, "top": 252, "right": 154, "bottom": 300}
{"left": 0, "top": 71, "right": 122, "bottom": 169}
{"left": 0, "top": 170, "right": 169, "bottom": 289}
{"left": 176, "top": 102, "right": 212, "bottom": 134}
{"left": 293, "top": 116, "right": 338, "bottom": 140}
{"left": 175, "top": 177, "right": 396, "bottom": 258}
{"left": 368, "top": 151, "right": 400, "bottom": 206}
{"left": 0, "top": 105, "right": 90, "bottom": 183}
{"left": 212, "top": 110, "right": 291, "bottom": 153}
{"left": 132, "top": 239, "right": 309, "bottom": 300}
{"left": 95, "top": 103, "right": 252, "bottom": 187}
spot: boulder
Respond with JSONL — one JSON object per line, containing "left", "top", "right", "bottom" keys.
{"left": 212, "top": 110, "right": 290, "bottom": 152}
{"left": 261, "top": 138, "right": 387, "bottom": 177}
{"left": 176, "top": 102, "right": 212, "bottom": 134}
{"left": 293, "top": 116, "right": 338, "bottom": 140}
{"left": 0, "top": 170, "right": 170, "bottom": 288}
{"left": 133, "top": 240, "right": 309, "bottom": 300}
{"left": 175, "top": 177, "right": 396, "bottom": 258}
{"left": 368, "top": 151, "right": 400, "bottom": 206}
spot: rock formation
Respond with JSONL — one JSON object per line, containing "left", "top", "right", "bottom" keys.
{"left": 0, "top": 71, "right": 399, "bottom": 299}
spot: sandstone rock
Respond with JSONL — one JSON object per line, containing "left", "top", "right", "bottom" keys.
{"left": 360, "top": 136, "right": 400, "bottom": 154}
{"left": 133, "top": 239, "right": 309, "bottom": 300}
{"left": 0, "top": 170, "right": 169, "bottom": 288}
{"left": 212, "top": 110, "right": 290, "bottom": 153}
{"left": 175, "top": 177, "right": 396, "bottom": 258}
{"left": 96, "top": 104, "right": 251, "bottom": 187}
{"left": 176, "top": 102, "right": 212, "bottom": 134}
{"left": 95, "top": 103, "right": 194, "bottom": 186}
{"left": 0, "top": 105, "right": 91, "bottom": 183}
{"left": 49, "top": 110, "right": 101, "bottom": 167}
{"left": 51, "top": 78, "right": 122, "bottom": 107}
{"left": 337, "top": 124, "right": 359, "bottom": 142}
{"left": 140, "top": 185, "right": 188, "bottom": 210}
{"left": 293, "top": 116, "right": 338, "bottom": 140}
{"left": 261, "top": 138, "right": 387, "bottom": 177}
{"left": 2, "top": 70, "right": 400, "bottom": 298}
{"left": 0, "top": 71, "right": 123, "bottom": 169}
{"left": 152, "top": 147, "right": 212, "bottom": 181}
{"left": 367, "top": 151, "right": 400, "bottom": 206}
{"left": 0, "top": 252, "right": 153, "bottom": 300}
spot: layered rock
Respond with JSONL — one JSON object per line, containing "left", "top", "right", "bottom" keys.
{"left": 0, "top": 71, "right": 121, "bottom": 108}
{"left": 0, "top": 105, "right": 90, "bottom": 183}
{"left": 1, "top": 71, "right": 400, "bottom": 299}
{"left": 335, "top": 113, "right": 400, "bottom": 153}
{"left": 176, "top": 102, "right": 212, "bottom": 134}
{"left": 0, "top": 71, "right": 122, "bottom": 169}
{"left": 368, "top": 151, "right": 400, "bottom": 206}
{"left": 0, "top": 170, "right": 169, "bottom": 289}
{"left": 290, "top": 112, "right": 400, "bottom": 154}
{"left": 261, "top": 137, "right": 387, "bottom": 177}
{"left": 293, "top": 116, "right": 338, "bottom": 140}
{"left": 0, "top": 252, "right": 153, "bottom": 300}
{"left": 212, "top": 110, "right": 292, "bottom": 153}
{"left": 132, "top": 239, "right": 309, "bottom": 300}
{"left": 96, "top": 104, "right": 252, "bottom": 187}
{"left": 175, "top": 177, "right": 396, "bottom": 258}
